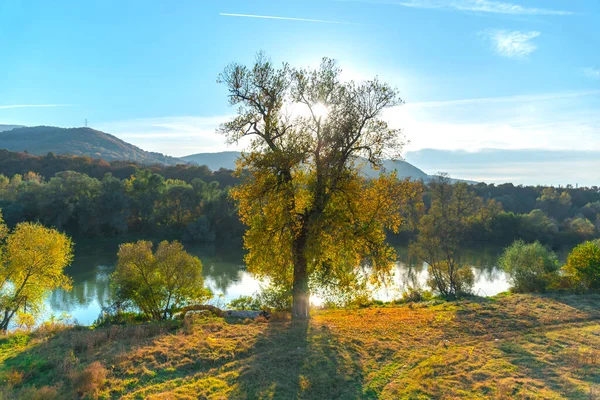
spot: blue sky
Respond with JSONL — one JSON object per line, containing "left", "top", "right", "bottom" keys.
{"left": 1, "top": 0, "right": 599, "bottom": 185}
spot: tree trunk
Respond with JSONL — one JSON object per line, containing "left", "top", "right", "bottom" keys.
{"left": 291, "top": 229, "right": 310, "bottom": 320}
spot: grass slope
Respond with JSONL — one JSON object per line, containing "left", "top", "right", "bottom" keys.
{"left": 1, "top": 294, "right": 600, "bottom": 399}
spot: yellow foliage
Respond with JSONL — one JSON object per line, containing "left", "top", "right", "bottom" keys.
{"left": 0, "top": 221, "right": 73, "bottom": 330}
{"left": 233, "top": 163, "right": 424, "bottom": 295}
{"left": 113, "top": 240, "right": 209, "bottom": 319}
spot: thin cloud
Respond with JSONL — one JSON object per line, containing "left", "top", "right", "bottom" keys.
{"left": 480, "top": 29, "right": 540, "bottom": 58}
{"left": 335, "top": 0, "right": 573, "bottom": 16}
{"left": 0, "top": 104, "right": 74, "bottom": 110}
{"left": 582, "top": 67, "right": 600, "bottom": 80}
{"left": 407, "top": 90, "right": 600, "bottom": 108}
{"left": 383, "top": 89, "right": 600, "bottom": 154}
{"left": 219, "top": 13, "right": 354, "bottom": 25}
{"left": 96, "top": 115, "right": 248, "bottom": 156}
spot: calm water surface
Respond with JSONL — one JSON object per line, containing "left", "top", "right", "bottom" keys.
{"left": 44, "top": 240, "right": 510, "bottom": 326}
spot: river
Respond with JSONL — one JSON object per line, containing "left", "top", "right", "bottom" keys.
{"left": 43, "top": 240, "right": 511, "bottom": 326}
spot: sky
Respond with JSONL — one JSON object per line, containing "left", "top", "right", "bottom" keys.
{"left": 1, "top": 0, "right": 599, "bottom": 185}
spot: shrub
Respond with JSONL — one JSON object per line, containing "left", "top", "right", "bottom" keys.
{"left": 112, "top": 240, "right": 211, "bottom": 320}
{"left": 228, "top": 296, "right": 262, "bottom": 311}
{"left": 31, "top": 386, "right": 59, "bottom": 400}
{"left": 401, "top": 287, "right": 432, "bottom": 303}
{"left": 425, "top": 261, "right": 474, "bottom": 297}
{"left": 5, "top": 369, "right": 24, "bottom": 386}
{"left": 71, "top": 361, "right": 107, "bottom": 398}
{"left": 497, "top": 240, "right": 559, "bottom": 293}
{"left": 562, "top": 240, "right": 600, "bottom": 290}
{"left": 0, "top": 386, "right": 59, "bottom": 400}
{"left": 227, "top": 285, "right": 292, "bottom": 311}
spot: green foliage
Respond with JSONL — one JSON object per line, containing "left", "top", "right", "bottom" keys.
{"left": 562, "top": 240, "right": 600, "bottom": 290}
{"left": 0, "top": 160, "right": 242, "bottom": 243}
{"left": 228, "top": 285, "right": 292, "bottom": 311}
{"left": 0, "top": 216, "right": 74, "bottom": 331}
{"left": 522, "top": 209, "right": 558, "bottom": 243}
{"left": 411, "top": 175, "right": 496, "bottom": 297}
{"left": 111, "top": 240, "right": 210, "bottom": 320}
{"left": 227, "top": 296, "right": 262, "bottom": 311}
{"left": 498, "top": 240, "right": 559, "bottom": 293}
{"left": 568, "top": 217, "right": 596, "bottom": 237}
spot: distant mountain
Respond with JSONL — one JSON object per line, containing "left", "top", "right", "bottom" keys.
{"left": 0, "top": 124, "right": 24, "bottom": 132}
{"left": 181, "top": 151, "right": 241, "bottom": 171}
{"left": 0, "top": 126, "right": 186, "bottom": 165}
{"left": 362, "top": 159, "right": 430, "bottom": 180}
{"left": 183, "top": 151, "right": 442, "bottom": 181}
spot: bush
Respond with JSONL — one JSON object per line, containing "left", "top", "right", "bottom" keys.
{"left": 71, "top": 361, "right": 108, "bottom": 398}
{"left": 112, "top": 240, "right": 211, "bottom": 320}
{"left": 498, "top": 240, "right": 559, "bottom": 293}
{"left": 425, "top": 261, "right": 474, "bottom": 297}
{"left": 228, "top": 296, "right": 262, "bottom": 311}
{"left": 227, "top": 285, "right": 292, "bottom": 311}
{"left": 0, "top": 386, "right": 59, "bottom": 400}
{"left": 31, "top": 386, "right": 59, "bottom": 400}
{"left": 562, "top": 240, "right": 600, "bottom": 290}
{"left": 401, "top": 287, "right": 432, "bottom": 303}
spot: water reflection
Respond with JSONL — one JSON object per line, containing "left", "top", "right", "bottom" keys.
{"left": 44, "top": 241, "right": 511, "bottom": 326}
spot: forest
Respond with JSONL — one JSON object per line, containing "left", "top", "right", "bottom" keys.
{"left": 0, "top": 150, "right": 597, "bottom": 249}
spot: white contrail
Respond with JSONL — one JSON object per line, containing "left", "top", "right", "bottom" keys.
{"left": 0, "top": 104, "right": 74, "bottom": 109}
{"left": 219, "top": 13, "right": 354, "bottom": 25}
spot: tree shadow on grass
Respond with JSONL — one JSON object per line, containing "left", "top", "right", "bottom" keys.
{"left": 498, "top": 340, "right": 597, "bottom": 399}
{"left": 233, "top": 319, "right": 367, "bottom": 400}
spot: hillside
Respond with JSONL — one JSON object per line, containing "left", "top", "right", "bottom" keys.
{"left": 0, "top": 125, "right": 25, "bottom": 132}
{"left": 183, "top": 151, "right": 434, "bottom": 181}
{"left": 1, "top": 294, "right": 599, "bottom": 399}
{"left": 0, "top": 126, "right": 185, "bottom": 166}
{"left": 363, "top": 159, "right": 430, "bottom": 180}
{"left": 181, "top": 151, "right": 241, "bottom": 171}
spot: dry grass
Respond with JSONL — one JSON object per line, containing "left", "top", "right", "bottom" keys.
{"left": 1, "top": 294, "right": 600, "bottom": 399}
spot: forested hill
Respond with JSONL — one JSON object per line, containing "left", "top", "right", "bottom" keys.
{"left": 183, "top": 151, "right": 435, "bottom": 181}
{"left": 0, "top": 126, "right": 185, "bottom": 165}
{"left": 0, "top": 149, "right": 239, "bottom": 188}
{"left": 0, "top": 125, "right": 460, "bottom": 182}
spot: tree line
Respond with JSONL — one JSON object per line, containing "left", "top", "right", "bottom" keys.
{"left": 0, "top": 149, "right": 597, "bottom": 250}
{"left": 0, "top": 168, "right": 243, "bottom": 243}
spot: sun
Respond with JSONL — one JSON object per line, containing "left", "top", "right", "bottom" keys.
{"left": 312, "top": 102, "right": 329, "bottom": 120}
{"left": 286, "top": 101, "right": 329, "bottom": 121}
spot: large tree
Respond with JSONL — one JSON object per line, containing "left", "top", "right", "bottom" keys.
{"left": 218, "top": 53, "right": 421, "bottom": 319}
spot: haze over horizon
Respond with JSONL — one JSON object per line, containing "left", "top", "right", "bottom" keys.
{"left": 1, "top": 0, "right": 599, "bottom": 186}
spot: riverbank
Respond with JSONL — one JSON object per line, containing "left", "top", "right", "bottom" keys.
{"left": 2, "top": 293, "right": 600, "bottom": 399}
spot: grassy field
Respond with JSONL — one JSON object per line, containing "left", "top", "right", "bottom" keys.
{"left": 1, "top": 293, "right": 600, "bottom": 399}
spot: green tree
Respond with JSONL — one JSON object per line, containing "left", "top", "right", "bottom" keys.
{"left": 125, "top": 170, "right": 165, "bottom": 229}
{"left": 219, "top": 53, "right": 420, "bottom": 318}
{"left": 498, "top": 240, "right": 559, "bottom": 292}
{"left": 411, "top": 175, "right": 496, "bottom": 297}
{"left": 0, "top": 215, "right": 74, "bottom": 331}
{"left": 537, "top": 187, "right": 572, "bottom": 220}
{"left": 568, "top": 217, "right": 596, "bottom": 238}
{"left": 522, "top": 209, "right": 558, "bottom": 243}
{"left": 562, "top": 240, "right": 600, "bottom": 290}
{"left": 112, "top": 240, "right": 210, "bottom": 320}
